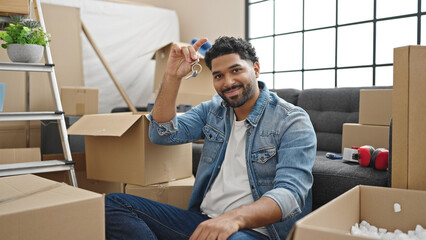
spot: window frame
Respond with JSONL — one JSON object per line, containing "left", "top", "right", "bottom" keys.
{"left": 246, "top": 0, "right": 426, "bottom": 89}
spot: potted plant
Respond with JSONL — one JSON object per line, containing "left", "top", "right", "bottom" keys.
{"left": 0, "top": 15, "right": 50, "bottom": 63}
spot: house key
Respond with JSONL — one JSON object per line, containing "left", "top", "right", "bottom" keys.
{"left": 185, "top": 60, "right": 202, "bottom": 79}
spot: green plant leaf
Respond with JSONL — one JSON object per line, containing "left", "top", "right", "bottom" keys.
{"left": 0, "top": 16, "right": 50, "bottom": 47}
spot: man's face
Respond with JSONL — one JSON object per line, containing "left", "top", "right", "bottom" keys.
{"left": 211, "top": 53, "right": 260, "bottom": 108}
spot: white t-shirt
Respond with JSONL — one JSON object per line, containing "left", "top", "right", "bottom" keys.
{"left": 200, "top": 113, "right": 269, "bottom": 237}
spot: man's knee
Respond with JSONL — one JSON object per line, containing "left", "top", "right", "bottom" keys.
{"left": 105, "top": 193, "right": 128, "bottom": 208}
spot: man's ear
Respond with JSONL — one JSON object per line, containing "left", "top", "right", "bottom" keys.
{"left": 253, "top": 62, "right": 260, "bottom": 78}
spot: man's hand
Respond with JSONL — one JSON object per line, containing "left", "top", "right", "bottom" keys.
{"left": 190, "top": 213, "right": 241, "bottom": 240}
{"left": 152, "top": 38, "right": 208, "bottom": 123}
{"left": 190, "top": 197, "right": 282, "bottom": 240}
{"left": 166, "top": 38, "right": 208, "bottom": 80}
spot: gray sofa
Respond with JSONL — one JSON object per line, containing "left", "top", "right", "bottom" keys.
{"left": 192, "top": 86, "right": 391, "bottom": 210}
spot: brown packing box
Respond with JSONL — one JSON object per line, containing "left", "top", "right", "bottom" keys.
{"left": 0, "top": 174, "right": 105, "bottom": 240}
{"left": 67, "top": 113, "right": 192, "bottom": 186}
{"left": 153, "top": 42, "right": 216, "bottom": 106}
{"left": 359, "top": 89, "right": 392, "bottom": 126}
{"left": 40, "top": 153, "right": 124, "bottom": 194}
{"left": 341, "top": 123, "right": 389, "bottom": 153}
{"left": 154, "top": 90, "right": 213, "bottom": 107}
{"left": 0, "top": 0, "right": 29, "bottom": 15}
{"left": 0, "top": 122, "right": 41, "bottom": 148}
{"left": 61, "top": 87, "right": 99, "bottom": 116}
{"left": 0, "top": 148, "right": 40, "bottom": 164}
{"left": 126, "top": 176, "right": 195, "bottom": 209}
{"left": 287, "top": 185, "right": 426, "bottom": 240}
{"left": 392, "top": 45, "right": 426, "bottom": 190}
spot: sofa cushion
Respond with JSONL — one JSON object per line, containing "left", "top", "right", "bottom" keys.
{"left": 273, "top": 88, "right": 300, "bottom": 106}
{"left": 296, "top": 88, "right": 361, "bottom": 153}
{"left": 312, "top": 151, "right": 389, "bottom": 210}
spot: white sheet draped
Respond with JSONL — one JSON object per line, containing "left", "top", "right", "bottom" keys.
{"left": 41, "top": 0, "right": 180, "bottom": 113}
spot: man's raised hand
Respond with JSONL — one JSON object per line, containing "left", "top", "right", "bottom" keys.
{"left": 165, "top": 38, "right": 208, "bottom": 80}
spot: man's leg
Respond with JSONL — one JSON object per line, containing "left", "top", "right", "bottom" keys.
{"left": 105, "top": 193, "right": 209, "bottom": 240}
{"left": 227, "top": 229, "right": 270, "bottom": 240}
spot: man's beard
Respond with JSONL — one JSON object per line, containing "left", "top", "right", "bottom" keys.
{"left": 220, "top": 80, "right": 256, "bottom": 108}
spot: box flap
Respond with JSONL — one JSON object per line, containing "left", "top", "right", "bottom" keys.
{"left": 152, "top": 42, "right": 205, "bottom": 60}
{"left": 67, "top": 113, "right": 142, "bottom": 137}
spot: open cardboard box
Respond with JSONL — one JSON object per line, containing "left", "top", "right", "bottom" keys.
{"left": 287, "top": 185, "right": 426, "bottom": 240}
{"left": 67, "top": 112, "right": 192, "bottom": 186}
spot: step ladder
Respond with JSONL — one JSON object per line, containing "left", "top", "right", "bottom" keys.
{"left": 0, "top": 0, "right": 77, "bottom": 187}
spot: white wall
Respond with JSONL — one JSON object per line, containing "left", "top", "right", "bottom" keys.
{"left": 120, "top": 0, "right": 246, "bottom": 43}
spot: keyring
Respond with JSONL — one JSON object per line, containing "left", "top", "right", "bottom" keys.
{"left": 185, "top": 59, "right": 203, "bottom": 79}
{"left": 191, "top": 61, "right": 202, "bottom": 73}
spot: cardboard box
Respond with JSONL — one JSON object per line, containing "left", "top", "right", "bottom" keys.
{"left": 67, "top": 113, "right": 192, "bottom": 186}
{"left": 287, "top": 185, "right": 426, "bottom": 240}
{"left": 0, "top": 0, "right": 29, "bottom": 15}
{"left": 0, "top": 122, "right": 40, "bottom": 148}
{"left": 154, "top": 90, "right": 213, "bottom": 108}
{"left": 153, "top": 42, "right": 216, "bottom": 106}
{"left": 61, "top": 87, "right": 99, "bottom": 116}
{"left": 0, "top": 174, "right": 105, "bottom": 240}
{"left": 125, "top": 176, "right": 195, "bottom": 209}
{"left": 341, "top": 123, "right": 390, "bottom": 153}
{"left": 0, "top": 148, "right": 40, "bottom": 164}
{"left": 41, "top": 153, "right": 124, "bottom": 194}
{"left": 359, "top": 89, "right": 392, "bottom": 126}
{"left": 392, "top": 45, "right": 426, "bottom": 190}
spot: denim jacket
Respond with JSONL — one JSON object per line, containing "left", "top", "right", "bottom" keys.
{"left": 148, "top": 81, "right": 316, "bottom": 240}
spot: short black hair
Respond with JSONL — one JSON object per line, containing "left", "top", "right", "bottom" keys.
{"left": 204, "top": 36, "right": 259, "bottom": 70}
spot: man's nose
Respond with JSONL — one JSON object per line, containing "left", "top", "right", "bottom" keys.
{"left": 223, "top": 74, "right": 236, "bottom": 88}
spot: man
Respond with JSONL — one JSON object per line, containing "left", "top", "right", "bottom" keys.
{"left": 105, "top": 36, "right": 316, "bottom": 240}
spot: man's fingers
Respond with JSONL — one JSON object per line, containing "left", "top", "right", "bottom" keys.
{"left": 192, "top": 38, "right": 209, "bottom": 52}
{"left": 181, "top": 46, "right": 192, "bottom": 62}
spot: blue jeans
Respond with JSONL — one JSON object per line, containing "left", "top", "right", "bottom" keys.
{"left": 105, "top": 193, "right": 270, "bottom": 240}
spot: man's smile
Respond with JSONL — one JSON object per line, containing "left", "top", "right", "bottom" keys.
{"left": 222, "top": 84, "right": 243, "bottom": 97}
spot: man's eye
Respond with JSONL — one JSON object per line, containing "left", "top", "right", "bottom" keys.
{"left": 233, "top": 68, "right": 241, "bottom": 73}
{"left": 214, "top": 74, "right": 222, "bottom": 79}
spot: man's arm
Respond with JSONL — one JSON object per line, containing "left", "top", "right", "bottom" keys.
{"left": 190, "top": 197, "right": 281, "bottom": 240}
{"left": 152, "top": 38, "right": 208, "bottom": 123}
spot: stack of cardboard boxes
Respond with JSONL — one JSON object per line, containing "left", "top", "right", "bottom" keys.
{"left": 288, "top": 45, "right": 426, "bottom": 240}
{"left": 66, "top": 112, "right": 194, "bottom": 206}
{"left": 0, "top": 3, "right": 107, "bottom": 239}
{"left": 40, "top": 86, "right": 128, "bottom": 195}
{"left": 341, "top": 89, "right": 392, "bottom": 153}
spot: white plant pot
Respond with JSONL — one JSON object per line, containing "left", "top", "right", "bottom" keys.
{"left": 6, "top": 43, "right": 44, "bottom": 63}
